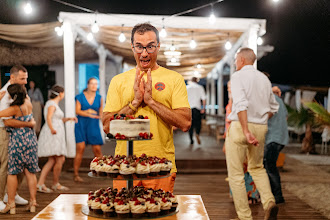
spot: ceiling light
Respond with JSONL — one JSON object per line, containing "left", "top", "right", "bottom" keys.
{"left": 24, "top": 1, "right": 33, "bottom": 15}
{"left": 160, "top": 18, "right": 167, "bottom": 38}
{"left": 54, "top": 26, "right": 63, "bottom": 37}
{"left": 91, "top": 21, "right": 99, "bottom": 33}
{"left": 118, "top": 24, "right": 126, "bottom": 42}
{"left": 87, "top": 32, "right": 94, "bottom": 41}
{"left": 209, "top": 13, "right": 216, "bottom": 24}
{"left": 166, "top": 61, "right": 181, "bottom": 66}
{"left": 170, "top": 57, "right": 177, "bottom": 63}
{"left": 190, "top": 31, "right": 197, "bottom": 49}
{"left": 196, "top": 64, "right": 202, "bottom": 69}
{"left": 257, "top": 37, "right": 263, "bottom": 45}
{"left": 164, "top": 51, "right": 182, "bottom": 56}
{"left": 225, "top": 41, "right": 232, "bottom": 50}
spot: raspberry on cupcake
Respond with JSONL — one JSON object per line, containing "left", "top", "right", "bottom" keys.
{"left": 101, "top": 197, "right": 115, "bottom": 217}
{"left": 91, "top": 197, "right": 103, "bottom": 214}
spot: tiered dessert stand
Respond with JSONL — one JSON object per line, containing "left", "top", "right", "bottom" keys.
{"left": 82, "top": 138, "right": 179, "bottom": 219}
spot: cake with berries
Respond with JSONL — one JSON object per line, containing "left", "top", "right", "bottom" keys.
{"left": 108, "top": 114, "right": 151, "bottom": 140}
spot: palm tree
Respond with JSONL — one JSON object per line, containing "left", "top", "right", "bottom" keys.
{"left": 304, "top": 102, "right": 330, "bottom": 127}
{"left": 286, "top": 105, "right": 318, "bottom": 154}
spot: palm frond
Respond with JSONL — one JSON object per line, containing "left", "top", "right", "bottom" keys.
{"left": 286, "top": 104, "right": 317, "bottom": 128}
{"left": 304, "top": 102, "right": 330, "bottom": 126}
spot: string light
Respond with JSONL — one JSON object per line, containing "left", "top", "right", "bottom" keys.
{"left": 24, "top": 0, "right": 33, "bottom": 15}
{"left": 160, "top": 18, "right": 167, "bottom": 38}
{"left": 209, "top": 4, "right": 216, "bottom": 24}
{"left": 118, "top": 24, "right": 126, "bottom": 42}
{"left": 87, "top": 32, "right": 94, "bottom": 41}
{"left": 54, "top": 26, "right": 64, "bottom": 36}
{"left": 225, "top": 33, "right": 232, "bottom": 50}
{"left": 190, "top": 31, "right": 197, "bottom": 49}
{"left": 257, "top": 37, "right": 263, "bottom": 45}
{"left": 91, "top": 21, "right": 99, "bottom": 33}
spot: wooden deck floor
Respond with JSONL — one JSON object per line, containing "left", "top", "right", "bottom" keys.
{"left": 3, "top": 172, "right": 327, "bottom": 220}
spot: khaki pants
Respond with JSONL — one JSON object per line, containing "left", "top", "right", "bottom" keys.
{"left": 0, "top": 127, "right": 24, "bottom": 201}
{"left": 226, "top": 121, "right": 275, "bottom": 220}
{"left": 0, "top": 128, "right": 9, "bottom": 201}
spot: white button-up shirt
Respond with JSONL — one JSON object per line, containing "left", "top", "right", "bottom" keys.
{"left": 0, "top": 81, "right": 12, "bottom": 127}
{"left": 228, "top": 65, "right": 279, "bottom": 125}
{"left": 186, "top": 82, "right": 206, "bottom": 110}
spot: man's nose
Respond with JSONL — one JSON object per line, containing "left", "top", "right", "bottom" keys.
{"left": 141, "top": 48, "right": 148, "bottom": 57}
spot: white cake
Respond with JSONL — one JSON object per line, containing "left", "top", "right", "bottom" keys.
{"left": 109, "top": 119, "right": 150, "bottom": 138}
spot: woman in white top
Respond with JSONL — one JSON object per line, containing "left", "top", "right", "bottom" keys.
{"left": 37, "top": 85, "right": 76, "bottom": 193}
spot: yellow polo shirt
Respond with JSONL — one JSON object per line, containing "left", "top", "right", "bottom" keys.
{"left": 103, "top": 66, "right": 190, "bottom": 173}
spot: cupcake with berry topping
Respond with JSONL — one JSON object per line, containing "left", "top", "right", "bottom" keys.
{"left": 115, "top": 199, "right": 130, "bottom": 219}
{"left": 90, "top": 157, "right": 99, "bottom": 176}
{"left": 95, "top": 160, "right": 107, "bottom": 177}
{"left": 130, "top": 200, "right": 146, "bottom": 218}
{"left": 146, "top": 198, "right": 161, "bottom": 217}
{"left": 159, "top": 158, "right": 172, "bottom": 175}
{"left": 91, "top": 197, "right": 103, "bottom": 214}
{"left": 101, "top": 198, "right": 115, "bottom": 217}
{"left": 106, "top": 160, "right": 120, "bottom": 178}
{"left": 167, "top": 192, "right": 178, "bottom": 212}
{"left": 87, "top": 195, "right": 95, "bottom": 211}
{"left": 135, "top": 159, "right": 150, "bottom": 178}
{"left": 149, "top": 159, "right": 161, "bottom": 176}
{"left": 160, "top": 197, "right": 172, "bottom": 215}
{"left": 119, "top": 159, "right": 136, "bottom": 179}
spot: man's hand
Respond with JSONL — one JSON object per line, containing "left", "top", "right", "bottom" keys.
{"left": 244, "top": 131, "right": 259, "bottom": 146}
{"left": 143, "top": 68, "right": 153, "bottom": 105}
{"left": 0, "top": 91, "right": 5, "bottom": 100}
{"left": 133, "top": 67, "right": 144, "bottom": 107}
{"left": 200, "top": 109, "right": 205, "bottom": 114}
{"left": 28, "top": 118, "right": 36, "bottom": 128}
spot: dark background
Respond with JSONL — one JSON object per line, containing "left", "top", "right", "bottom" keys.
{"left": 0, "top": 0, "right": 329, "bottom": 86}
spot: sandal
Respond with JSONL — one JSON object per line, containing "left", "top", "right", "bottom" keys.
{"left": 52, "top": 183, "right": 69, "bottom": 191}
{"left": 37, "top": 184, "right": 53, "bottom": 193}
{"left": 74, "top": 175, "right": 84, "bottom": 182}
{"left": 26, "top": 200, "right": 38, "bottom": 213}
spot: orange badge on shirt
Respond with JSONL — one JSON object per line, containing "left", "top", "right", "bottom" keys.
{"left": 155, "top": 82, "right": 165, "bottom": 91}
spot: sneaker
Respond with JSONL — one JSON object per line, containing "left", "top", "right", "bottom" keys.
{"left": 0, "top": 200, "right": 6, "bottom": 211}
{"left": 264, "top": 201, "right": 278, "bottom": 220}
{"left": 196, "top": 134, "right": 201, "bottom": 144}
{"left": 4, "top": 193, "right": 28, "bottom": 205}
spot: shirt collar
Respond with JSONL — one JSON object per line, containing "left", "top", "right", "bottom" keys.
{"left": 241, "top": 65, "right": 255, "bottom": 71}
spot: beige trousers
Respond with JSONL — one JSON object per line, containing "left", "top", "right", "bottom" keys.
{"left": 226, "top": 121, "right": 275, "bottom": 220}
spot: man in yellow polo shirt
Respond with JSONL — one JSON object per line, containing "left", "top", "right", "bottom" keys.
{"left": 102, "top": 23, "right": 191, "bottom": 192}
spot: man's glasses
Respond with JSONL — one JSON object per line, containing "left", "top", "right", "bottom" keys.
{"left": 133, "top": 43, "right": 159, "bottom": 54}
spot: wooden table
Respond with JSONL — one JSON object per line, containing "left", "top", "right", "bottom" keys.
{"left": 32, "top": 194, "right": 210, "bottom": 220}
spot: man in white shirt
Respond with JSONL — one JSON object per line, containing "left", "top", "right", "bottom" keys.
{"left": 226, "top": 48, "right": 279, "bottom": 220}
{"left": 186, "top": 77, "right": 206, "bottom": 144}
{"left": 0, "top": 65, "right": 35, "bottom": 210}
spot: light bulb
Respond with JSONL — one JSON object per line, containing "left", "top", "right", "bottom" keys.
{"left": 209, "top": 13, "right": 216, "bottom": 24}
{"left": 91, "top": 22, "right": 99, "bottom": 33}
{"left": 257, "top": 37, "right": 263, "bottom": 46}
{"left": 170, "top": 45, "right": 176, "bottom": 51}
{"left": 87, "top": 32, "right": 94, "bottom": 41}
{"left": 273, "top": 0, "right": 279, "bottom": 2}
{"left": 171, "top": 57, "right": 177, "bottom": 63}
{"left": 194, "top": 71, "right": 200, "bottom": 76}
{"left": 24, "top": 2, "right": 32, "bottom": 14}
{"left": 119, "top": 32, "right": 126, "bottom": 42}
{"left": 55, "top": 26, "right": 63, "bottom": 36}
{"left": 160, "top": 28, "right": 167, "bottom": 38}
{"left": 225, "top": 40, "right": 232, "bottom": 50}
{"left": 197, "top": 64, "right": 202, "bottom": 69}
{"left": 190, "top": 39, "right": 197, "bottom": 49}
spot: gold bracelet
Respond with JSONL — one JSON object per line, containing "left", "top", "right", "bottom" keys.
{"left": 128, "top": 102, "right": 137, "bottom": 112}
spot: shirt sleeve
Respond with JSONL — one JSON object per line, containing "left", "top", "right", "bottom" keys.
{"left": 171, "top": 76, "right": 190, "bottom": 109}
{"left": 231, "top": 74, "right": 248, "bottom": 113}
{"left": 269, "top": 91, "right": 279, "bottom": 114}
{"left": 0, "top": 93, "right": 13, "bottom": 119}
{"left": 103, "top": 76, "right": 122, "bottom": 113}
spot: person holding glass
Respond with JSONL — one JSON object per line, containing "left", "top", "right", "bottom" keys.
{"left": 73, "top": 77, "right": 103, "bottom": 182}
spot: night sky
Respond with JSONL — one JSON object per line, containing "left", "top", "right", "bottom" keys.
{"left": 0, "top": 0, "right": 329, "bottom": 86}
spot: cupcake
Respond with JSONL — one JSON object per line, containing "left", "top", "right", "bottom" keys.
{"left": 167, "top": 192, "right": 178, "bottom": 212}
{"left": 106, "top": 160, "right": 120, "bottom": 178}
{"left": 87, "top": 195, "right": 95, "bottom": 211}
{"left": 115, "top": 200, "right": 130, "bottom": 219}
{"left": 91, "top": 197, "right": 103, "bottom": 214}
{"left": 130, "top": 200, "right": 146, "bottom": 218}
{"left": 146, "top": 198, "right": 161, "bottom": 217}
{"left": 95, "top": 160, "right": 107, "bottom": 177}
{"left": 90, "top": 157, "right": 99, "bottom": 176}
{"left": 160, "top": 197, "right": 172, "bottom": 215}
{"left": 135, "top": 160, "right": 150, "bottom": 178}
{"left": 159, "top": 158, "right": 172, "bottom": 175}
{"left": 101, "top": 198, "right": 115, "bottom": 217}
{"left": 149, "top": 159, "right": 161, "bottom": 176}
{"left": 119, "top": 160, "right": 135, "bottom": 179}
